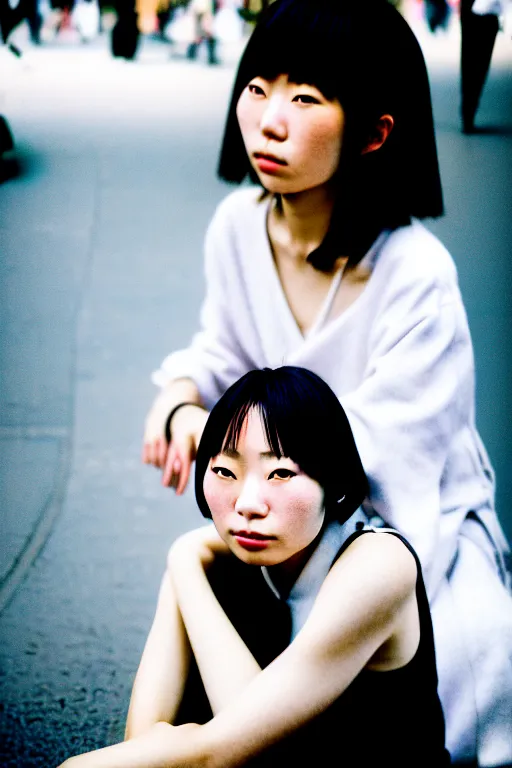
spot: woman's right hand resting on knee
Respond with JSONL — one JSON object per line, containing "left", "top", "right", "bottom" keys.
{"left": 142, "top": 378, "right": 209, "bottom": 494}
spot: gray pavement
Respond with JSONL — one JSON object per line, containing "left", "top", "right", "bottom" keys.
{"left": 0, "top": 14, "right": 511, "bottom": 767}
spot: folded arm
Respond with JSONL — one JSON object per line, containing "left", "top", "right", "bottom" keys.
{"left": 167, "top": 526, "right": 263, "bottom": 715}
{"left": 60, "top": 532, "right": 416, "bottom": 767}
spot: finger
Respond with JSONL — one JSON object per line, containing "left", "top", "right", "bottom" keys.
{"left": 170, "top": 457, "right": 182, "bottom": 491}
{"left": 148, "top": 440, "right": 158, "bottom": 467}
{"left": 176, "top": 453, "right": 191, "bottom": 496}
{"left": 142, "top": 441, "right": 150, "bottom": 464}
{"left": 158, "top": 436, "right": 169, "bottom": 468}
{"left": 162, "top": 446, "right": 179, "bottom": 487}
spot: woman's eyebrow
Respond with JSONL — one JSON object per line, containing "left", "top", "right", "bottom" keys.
{"left": 219, "top": 447, "right": 240, "bottom": 459}
{"left": 219, "top": 449, "right": 281, "bottom": 459}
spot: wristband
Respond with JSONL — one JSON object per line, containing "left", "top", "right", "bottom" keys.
{"left": 164, "top": 402, "right": 206, "bottom": 443}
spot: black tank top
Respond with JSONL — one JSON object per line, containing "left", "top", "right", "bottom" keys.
{"left": 183, "top": 529, "right": 452, "bottom": 766}
{"left": 304, "top": 527, "right": 452, "bottom": 767}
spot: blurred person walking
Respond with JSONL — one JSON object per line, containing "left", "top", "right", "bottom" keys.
{"left": 137, "top": 0, "right": 161, "bottom": 33}
{"left": 460, "top": 0, "right": 503, "bottom": 133}
{"left": 0, "top": 0, "right": 44, "bottom": 44}
{"left": 111, "top": 0, "right": 139, "bottom": 59}
{"left": 72, "top": 0, "right": 100, "bottom": 42}
{"left": 425, "top": 0, "right": 504, "bottom": 132}
{"left": 186, "top": 0, "right": 219, "bottom": 65}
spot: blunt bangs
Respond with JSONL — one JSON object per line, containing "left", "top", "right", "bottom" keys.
{"left": 218, "top": 0, "right": 444, "bottom": 267}
{"left": 237, "top": 1, "right": 351, "bottom": 103}
{"left": 195, "top": 367, "right": 369, "bottom": 524}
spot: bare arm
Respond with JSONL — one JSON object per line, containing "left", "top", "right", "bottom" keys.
{"left": 124, "top": 571, "right": 191, "bottom": 739}
{"left": 167, "top": 526, "right": 262, "bottom": 715}
{"left": 197, "top": 532, "right": 418, "bottom": 766}
{"left": 58, "top": 533, "right": 417, "bottom": 768}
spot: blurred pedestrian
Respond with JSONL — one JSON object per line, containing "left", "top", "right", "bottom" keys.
{"left": 0, "top": 0, "right": 43, "bottom": 43}
{"left": 423, "top": 0, "right": 451, "bottom": 32}
{"left": 460, "top": 0, "right": 503, "bottom": 133}
{"left": 111, "top": 0, "right": 140, "bottom": 59}
{"left": 72, "top": 0, "right": 100, "bottom": 42}
{"left": 186, "top": 0, "right": 219, "bottom": 65}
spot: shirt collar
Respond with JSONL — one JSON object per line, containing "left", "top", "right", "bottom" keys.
{"left": 261, "top": 507, "right": 368, "bottom": 622}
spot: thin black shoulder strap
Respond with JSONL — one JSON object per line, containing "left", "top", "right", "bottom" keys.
{"left": 333, "top": 525, "right": 439, "bottom": 677}
{"left": 332, "top": 524, "right": 423, "bottom": 575}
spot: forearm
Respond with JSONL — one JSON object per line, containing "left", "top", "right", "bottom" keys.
{"left": 168, "top": 531, "right": 261, "bottom": 715}
{"left": 61, "top": 723, "right": 211, "bottom": 768}
{"left": 125, "top": 573, "right": 191, "bottom": 739}
{"left": 155, "top": 378, "right": 204, "bottom": 417}
{"left": 170, "top": 534, "right": 411, "bottom": 768}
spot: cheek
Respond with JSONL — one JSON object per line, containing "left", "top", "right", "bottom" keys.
{"left": 236, "top": 93, "right": 253, "bottom": 142}
{"left": 300, "top": 118, "right": 343, "bottom": 172}
{"left": 284, "top": 486, "right": 325, "bottom": 533}
{"left": 313, "top": 126, "right": 342, "bottom": 164}
{"left": 203, "top": 474, "right": 232, "bottom": 523}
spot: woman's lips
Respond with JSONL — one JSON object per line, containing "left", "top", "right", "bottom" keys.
{"left": 232, "top": 531, "right": 275, "bottom": 551}
{"left": 253, "top": 153, "right": 287, "bottom": 174}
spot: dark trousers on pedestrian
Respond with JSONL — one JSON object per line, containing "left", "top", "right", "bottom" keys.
{"left": 460, "top": 0, "right": 499, "bottom": 131}
{"left": 0, "top": 0, "right": 42, "bottom": 43}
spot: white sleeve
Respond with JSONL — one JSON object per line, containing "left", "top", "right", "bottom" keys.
{"left": 151, "top": 205, "right": 256, "bottom": 409}
{"left": 341, "top": 287, "right": 474, "bottom": 585}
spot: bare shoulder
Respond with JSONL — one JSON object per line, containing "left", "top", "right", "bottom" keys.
{"left": 298, "top": 531, "right": 419, "bottom": 657}
{"left": 329, "top": 531, "right": 418, "bottom": 602}
{"left": 167, "top": 524, "right": 218, "bottom": 562}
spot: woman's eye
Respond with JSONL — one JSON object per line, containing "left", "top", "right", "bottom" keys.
{"left": 212, "top": 466, "right": 237, "bottom": 480}
{"left": 268, "top": 469, "right": 297, "bottom": 481}
{"left": 248, "top": 83, "right": 266, "bottom": 97}
{"left": 293, "top": 94, "right": 320, "bottom": 105}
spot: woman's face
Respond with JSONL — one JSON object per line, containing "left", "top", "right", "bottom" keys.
{"left": 203, "top": 409, "right": 325, "bottom": 571}
{"left": 236, "top": 74, "right": 344, "bottom": 196}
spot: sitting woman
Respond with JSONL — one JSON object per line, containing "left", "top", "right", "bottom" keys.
{"left": 60, "top": 366, "right": 451, "bottom": 767}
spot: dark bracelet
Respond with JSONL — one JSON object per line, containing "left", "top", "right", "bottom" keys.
{"left": 164, "top": 402, "right": 207, "bottom": 443}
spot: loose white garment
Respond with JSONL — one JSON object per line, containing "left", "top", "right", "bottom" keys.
{"left": 154, "top": 187, "right": 512, "bottom": 765}
{"left": 472, "top": 0, "right": 503, "bottom": 15}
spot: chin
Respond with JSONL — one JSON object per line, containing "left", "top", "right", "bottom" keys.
{"left": 233, "top": 548, "right": 283, "bottom": 568}
{"left": 261, "top": 180, "right": 304, "bottom": 196}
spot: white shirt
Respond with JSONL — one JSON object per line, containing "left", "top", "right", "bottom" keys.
{"left": 153, "top": 187, "right": 509, "bottom": 598}
{"left": 261, "top": 510, "right": 368, "bottom": 641}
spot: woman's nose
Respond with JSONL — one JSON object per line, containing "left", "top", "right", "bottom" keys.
{"left": 260, "top": 98, "right": 287, "bottom": 141}
{"left": 235, "top": 476, "right": 269, "bottom": 519}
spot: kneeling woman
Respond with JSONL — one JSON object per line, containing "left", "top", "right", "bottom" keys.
{"left": 61, "top": 367, "right": 451, "bottom": 767}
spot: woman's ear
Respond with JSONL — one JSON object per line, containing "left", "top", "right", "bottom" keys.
{"left": 361, "top": 114, "right": 394, "bottom": 155}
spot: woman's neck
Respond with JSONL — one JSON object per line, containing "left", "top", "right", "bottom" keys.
{"left": 270, "top": 185, "right": 337, "bottom": 265}
{"left": 266, "top": 532, "right": 323, "bottom": 597}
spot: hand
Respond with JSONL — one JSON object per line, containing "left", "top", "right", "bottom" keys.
{"left": 142, "top": 379, "right": 208, "bottom": 494}
{"left": 142, "top": 389, "right": 180, "bottom": 469}
{"left": 161, "top": 405, "right": 209, "bottom": 494}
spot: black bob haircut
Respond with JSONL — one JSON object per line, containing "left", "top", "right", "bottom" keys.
{"left": 195, "top": 366, "right": 369, "bottom": 525}
{"left": 218, "top": 0, "right": 444, "bottom": 271}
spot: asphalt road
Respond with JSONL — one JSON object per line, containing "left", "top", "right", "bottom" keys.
{"left": 0, "top": 15, "right": 511, "bottom": 767}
